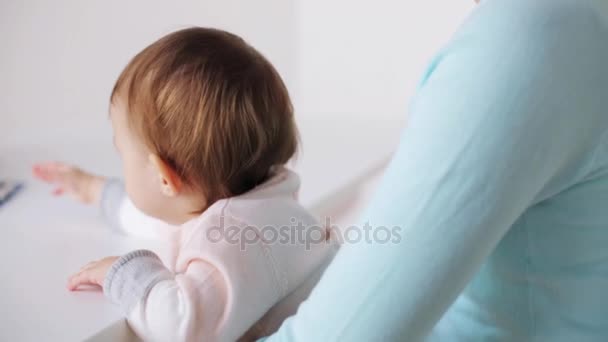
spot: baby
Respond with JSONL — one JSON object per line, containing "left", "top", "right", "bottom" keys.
{"left": 34, "top": 28, "right": 336, "bottom": 341}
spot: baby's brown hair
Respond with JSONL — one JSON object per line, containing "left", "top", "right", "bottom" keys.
{"left": 111, "top": 27, "right": 298, "bottom": 205}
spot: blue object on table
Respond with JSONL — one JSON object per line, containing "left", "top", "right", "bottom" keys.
{"left": 0, "top": 180, "right": 23, "bottom": 207}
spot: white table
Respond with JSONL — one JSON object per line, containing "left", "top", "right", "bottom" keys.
{"left": 0, "top": 116, "right": 402, "bottom": 341}
{"left": 0, "top": 179, "right": 161, "bottom": 341}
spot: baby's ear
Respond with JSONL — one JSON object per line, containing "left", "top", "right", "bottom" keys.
{"left": 148, "top": 154, "right": 182, "bottom": 197}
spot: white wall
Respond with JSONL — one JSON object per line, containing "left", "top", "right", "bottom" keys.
{"left": 295, "top": 0, "right": 474, "bottom": 122}
{"left": 1, "top": 0, "right": 297, "bottom": 148}
{"left": 1, "top": 0, "right": 474, "bottom": 190}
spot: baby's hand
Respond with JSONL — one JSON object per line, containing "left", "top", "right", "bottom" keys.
{"left": 67, "top": 256, "right": 119, "bottom": 291}
{"left": 32, "top": 162, "right": 106, "bottom": 204}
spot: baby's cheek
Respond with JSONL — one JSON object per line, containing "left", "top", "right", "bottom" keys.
{"left": 122, "top": 164, "right": 145, "bottom": 207}
{"left": 124, "top": 170, "right": 162, "bottom": 219}
{"left": 124, "top": 181, "right": 154, "bottom": 218}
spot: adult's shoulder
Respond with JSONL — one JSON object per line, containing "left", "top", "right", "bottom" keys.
{"left": 455, "top": 0, "right": 607, "bottom": 46}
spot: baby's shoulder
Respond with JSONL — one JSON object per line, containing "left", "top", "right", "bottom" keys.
{"left": 180, "top": 195, "right": 320, "bottom": 253}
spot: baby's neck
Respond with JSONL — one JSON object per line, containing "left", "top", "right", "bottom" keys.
{"left": 166, "top": 193, "right": 207, "bottom": 226}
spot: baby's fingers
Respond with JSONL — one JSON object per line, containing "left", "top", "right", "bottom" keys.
{"left": 67, "top": 270, "right": 102, "bottom": 291}
{"left": 32, "top": 162, "right": 69, "bottom": 183}
{"left": 52, "top": 187, "right": 66, "bottom": 196}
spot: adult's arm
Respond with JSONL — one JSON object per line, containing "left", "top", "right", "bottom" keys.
{"left": 263, "top": 0, "right": 608, "bottom": 340}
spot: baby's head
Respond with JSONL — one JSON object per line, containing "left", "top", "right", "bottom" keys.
{"left": 109, "top": 27, "right": 297, "bottom": 225}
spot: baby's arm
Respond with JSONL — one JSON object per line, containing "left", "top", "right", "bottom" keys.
{"left": 33, "top": 162, "right": 106, "bottom": 204}
{"left": 66, "top": 249, "right": 225, "bottom": 341}
{"left": 101, "top": 180, "right": 177, "bottom": 238}
{"left": 33, "top": 162, "right": 128, "bottom": 231}
{"left": 103, "top": 249, "right": 228, "bottom": 341}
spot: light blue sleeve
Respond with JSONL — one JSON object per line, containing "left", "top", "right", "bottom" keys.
{"left": 262, "top": 0, "right": 608, "bottom": 340}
